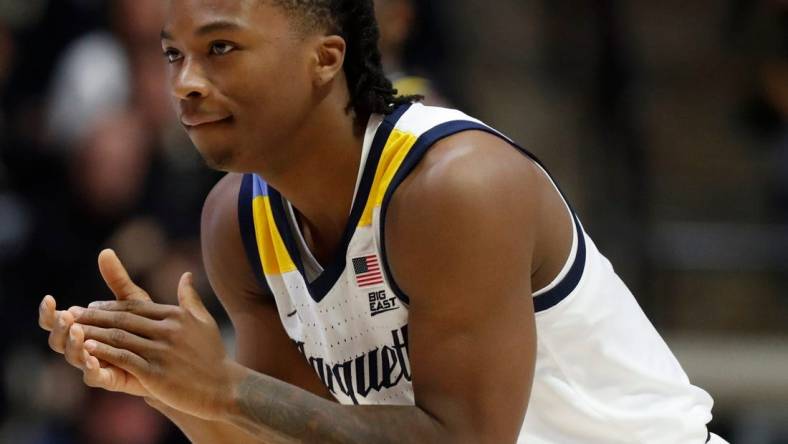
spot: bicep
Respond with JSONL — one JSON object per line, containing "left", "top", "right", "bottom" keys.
{"left": 384, "top": 137, "right": 539, "bottom": 442}
{"left": 408, "top": 288, "right": 535, "bottom": 442}
{"left": 201, "top": 173, "right": 333, "bottom": 400}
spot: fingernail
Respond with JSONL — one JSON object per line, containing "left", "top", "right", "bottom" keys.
{"left": 69, "top": 328, "right": 77, "bottom": 341}
{"left": 69, "top": 307, "right": 84, "bottom": 317}
{"left": 88, "top": 301, "right": 103, "bottom": 309}
{"left": 84, "top": 341, "right": 97, "bottom": 352}
{"left": 58, "top": 317, "right": 66, "bottom": 328}
{"left": 85, "top": 354, "right": 95, "bottom": 370}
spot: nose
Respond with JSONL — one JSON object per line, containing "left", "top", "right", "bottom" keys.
{"left": 172, "top": 58, "right": 210, "bottom": 100}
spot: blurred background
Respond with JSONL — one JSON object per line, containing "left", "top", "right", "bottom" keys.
{"left": 0, "top": 0, "right": 785, "bottom": 442}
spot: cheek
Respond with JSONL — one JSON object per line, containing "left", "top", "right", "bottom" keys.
{"left": 256, "top": 54, "right": 311, "bottom": 102}
{"left": 236, "top": 52, "right": 315, "bottom": 124}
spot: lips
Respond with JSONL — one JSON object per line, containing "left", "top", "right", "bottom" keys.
{"left": 180, "top": 113, "right": 233, "bottom": 128}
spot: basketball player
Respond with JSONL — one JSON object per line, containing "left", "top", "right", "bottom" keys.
{"left": 38, "top": 1, "right": 727, "bottom": 442}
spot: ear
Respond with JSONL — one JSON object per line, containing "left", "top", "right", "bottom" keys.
{"left": 312, "top": 35, "right": 346, "bottom": 87}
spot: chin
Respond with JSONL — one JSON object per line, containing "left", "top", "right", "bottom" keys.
{"left": 194, "top": 143, "right": 239, "bottom": 172}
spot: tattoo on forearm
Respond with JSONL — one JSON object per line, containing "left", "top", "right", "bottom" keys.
{"left": 234, "top": 372, "right": 443, "bottom": 444}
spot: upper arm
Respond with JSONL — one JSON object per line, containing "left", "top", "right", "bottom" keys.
{"left": 201, "top": 173, "right": 332, "bottom": 400}
{"left": 384, "top": 133, "right": 540, "bottom": 443}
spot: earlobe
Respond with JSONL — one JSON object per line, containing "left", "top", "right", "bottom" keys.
{"left": 314, "top": 35, "right": 346, "bottom": 86}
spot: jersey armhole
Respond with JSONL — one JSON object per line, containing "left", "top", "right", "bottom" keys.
{"left": 238, "top": 174, "right": 271, "bottom": 290}
{"left": 378, "top": 120, "right": 587, "bottom": 312}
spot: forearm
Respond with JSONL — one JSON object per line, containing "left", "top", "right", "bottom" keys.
{"left": 148, "top": 398, "right": 275, "bottom": 444}
{"left": 223, "top": 366, "right": 449, "bottom": 444}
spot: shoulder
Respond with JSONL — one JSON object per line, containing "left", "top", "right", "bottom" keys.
{"left": 387, "top": 130, "right": 544, "bottom": 228}
{"left": 203, "top": 172, "right": 242, "bottom": 220}
{"left": 201, "top": 173, "right": 244, "bottom": 247}
{"left": 383, "top": 131, "right": 544, "bottom": 300}
{"left": 201, "top": 173, "right": 269, "bottom": 303}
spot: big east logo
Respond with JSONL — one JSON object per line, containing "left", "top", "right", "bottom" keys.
{"left": 368, "top": 290, "right": 399, "bottom": 316}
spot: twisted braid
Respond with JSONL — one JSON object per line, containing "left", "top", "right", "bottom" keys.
{"left": 271, "top": 0, "right": 422, "bottom": 120}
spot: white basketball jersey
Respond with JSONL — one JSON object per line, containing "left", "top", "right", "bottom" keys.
{"left": 238, "top": 103, "right": 723, "bottom": 443}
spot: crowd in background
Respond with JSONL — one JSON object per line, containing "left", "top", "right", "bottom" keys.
{"left": 0, "top": 1, "right": 785, "bottom": 443}
{"left": 1, "top": 1, "right": 222, "bottom": 442}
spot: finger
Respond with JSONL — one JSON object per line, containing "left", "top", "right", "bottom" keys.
{"left": 98, "top": 249, "right": 150, "bottom": 301}
{"left": 64, "top": 324, "right": 90, "bottom": 370}
{"left": 82, "top": 354, "right": 113, "bottom": 389}
{"left": 38, "top": 295, "right": 57, "bottom": 331}
{"left": 84, "top": 339, "right": 148, "bottom": 377}
{"left": 72, "top": 309, "right": 161, "bottom": 338}
{"left": 48, "top": 310, "right": 75, "bottom": 354}
{"left": 178, "top": 272, "right": 210, "bottom": 322}
{"left": 84, "top": 300, "right": 178, "bottom": 320}
{"left": 80, "top": 324, "right": 158, "bottom": 356}
{"left": 82, "top": 354, "right": 145, "bottom": 396}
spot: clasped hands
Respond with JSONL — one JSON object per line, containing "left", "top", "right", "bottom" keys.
{"left": 38, "top": 249, "right": 245, "bottom": 421}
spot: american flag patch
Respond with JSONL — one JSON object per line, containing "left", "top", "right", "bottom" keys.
{"left": 352, "top": 254, "right": 384, "bottom": 288}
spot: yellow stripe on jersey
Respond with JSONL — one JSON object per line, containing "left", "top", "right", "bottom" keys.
{"left": 252, "top": 195, "right": 297, "bottom": 275}
{"left": 358, "top": 129, "right": 419, "bottom": 227}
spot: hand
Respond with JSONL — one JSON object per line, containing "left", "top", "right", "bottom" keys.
{"left": 73, "top": 271, "right": 238, "bottom": 421}
{"left": 38, "top": 249, "right": 151, "bottom": 397}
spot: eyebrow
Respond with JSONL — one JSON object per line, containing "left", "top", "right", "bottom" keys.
{"left": 160, "top": 20, "right": 244, "bottom": 40}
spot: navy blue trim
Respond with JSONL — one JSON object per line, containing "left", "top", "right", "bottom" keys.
{"left": 378, "top": 120, "right": 586, "bottom": 311}
{"left": 266, "top": 103, "right": 412, "bottom": 303}
{"left": 238, "top": 174, "right": 269, "bottom": 289}
{"left": 532, "top": 212, "right": 585, "bottom": 312}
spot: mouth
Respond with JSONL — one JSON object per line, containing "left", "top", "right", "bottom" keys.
{"left": 181, "top": 114, "right": 234, "bottom": 129}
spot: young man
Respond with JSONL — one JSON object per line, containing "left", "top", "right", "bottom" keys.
{"left": 39, "top": 1, "right": 726, "bottom": 442}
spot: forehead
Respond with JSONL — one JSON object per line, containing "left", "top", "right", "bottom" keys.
{"left": 166, "top": 0, "right": 258, "bottom": 20}
{"left": 163, "top": 0, "right": 288, "bottom": 36}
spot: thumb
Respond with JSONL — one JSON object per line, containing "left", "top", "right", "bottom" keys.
{"left": 177, "top": 272, "right": 210, "bottom": 322}
{"left": 98, "top": 249, "right": 150, "bottom": 301}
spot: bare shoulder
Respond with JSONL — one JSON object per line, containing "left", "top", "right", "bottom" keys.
{"left": 201, "top": 173, "right": 269, "bottom": 304}
{"left": 201, "top": 172, "right": 244, "bottom": 266}
{"left": 384, "top": 129, "right": 573, "bottom": 302}
{"left": 202, "top": 172, "right": 243, "bottom": 238}
{"left": 384, "top": 131, "right": 543, "bottom": 297}
{"left": 387, "top": 130, "right": 545, "bottom": 234}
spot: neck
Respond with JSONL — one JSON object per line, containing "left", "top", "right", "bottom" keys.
{"left": 254, "top": 88, "right": 367, "bottom": 259}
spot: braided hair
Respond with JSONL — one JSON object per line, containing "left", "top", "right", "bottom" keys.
{"left": 271, "top": 0, "right": 422, "bottom": 121}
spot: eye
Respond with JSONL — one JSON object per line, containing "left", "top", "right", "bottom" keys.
{"left": 163, "top": 48, "right": 183, "bottom": 63}
{"left": 209, "top": 42, "right": 236, "bottom": 56}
